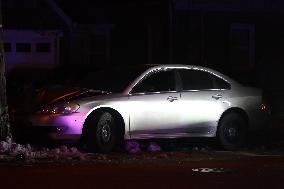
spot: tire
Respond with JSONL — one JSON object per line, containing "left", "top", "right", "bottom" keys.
{"left": 86, "top": 112, "right": 120, "bottom": 153}
{"left": 217, "top": 112, "right": 247, "bottom": 151}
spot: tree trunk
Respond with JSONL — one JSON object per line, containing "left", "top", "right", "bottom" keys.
{"left": 0, "top": 0, "right": 11, "bottom": 140}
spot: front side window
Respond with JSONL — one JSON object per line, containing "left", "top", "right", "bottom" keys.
{"left": 72, "top": 66, "right": 150, "bottom": 93}
{"left": 179, "top": 69, "right": 213, "bottom": 90}
{"left": 131, "top": 70, "right": 175, "bottom": 93}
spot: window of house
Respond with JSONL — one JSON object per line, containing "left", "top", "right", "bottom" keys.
{"left": 3, "top": 0, "right": 37, "bottom": 8}
{"left": 179, "top": 69, "right": 213, "bottom": 90}
{"left": 131, "top": 70, "right": 176, "bottom": 93}
{"left": 90, "top": 35, "right": 106, "bottom": 52}
{"left": 230, "top": 24, "right": 255, "bottom": 70}
{"left": 4, "top": 43, "right": 11, "bottom": 52}
{"left": 36, "top": 43, "right": 51, "bottom": 52}
{"left": 16, "top": 43, "right": 31, "bottom": 52}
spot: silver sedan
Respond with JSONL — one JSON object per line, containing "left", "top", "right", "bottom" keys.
{"left": 29, "top": 65, "right": 270, "bottom": 152}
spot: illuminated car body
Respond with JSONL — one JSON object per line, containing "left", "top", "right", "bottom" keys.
{"left": 28, "top": 65, "right": 270, "bottom": 151}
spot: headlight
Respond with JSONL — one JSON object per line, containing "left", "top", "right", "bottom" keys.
{"left": 39, "top": 101, "right": 80, "bottom": 115}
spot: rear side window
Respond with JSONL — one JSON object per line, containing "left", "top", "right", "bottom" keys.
{"left": 179, "top": 69, "right": 213, "bottom": 90}
{"left": 212, "top": 76, "right": 231, "bottom": 90}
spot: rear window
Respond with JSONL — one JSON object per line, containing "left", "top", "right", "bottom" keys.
{"left": 212, "top": 76, "right": 231, "bottom": 90}
{"left": 179, "top": 69, "right": 214, "bottom": 90}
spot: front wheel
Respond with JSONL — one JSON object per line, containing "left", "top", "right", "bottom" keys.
{"left": 217, "top": 112, "right": 247, "bottom": 151}
{"left": 86, "top": 112, "right": 119, "bottom": 153}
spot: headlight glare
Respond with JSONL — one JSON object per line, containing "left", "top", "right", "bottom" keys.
{"left": 39, "top": 102, "right": 80, "bottom": 114}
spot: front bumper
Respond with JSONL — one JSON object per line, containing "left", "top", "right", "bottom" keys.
{"left": 12, "top": 113, "right": 84, "bottom": 142}
{"left": 28, "top": 125, "right": 80, "bottom": 141}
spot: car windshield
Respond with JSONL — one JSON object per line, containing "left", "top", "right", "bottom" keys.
{"left": 69, "top": 66, "right": 151, "bottom": 93}
{"left": 7, "top": 65, "right": 152, "bottom": 94}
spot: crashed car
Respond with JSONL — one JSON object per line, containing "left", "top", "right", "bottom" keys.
{"left": 22, "top": 64, "right": 269, "bottom": 152}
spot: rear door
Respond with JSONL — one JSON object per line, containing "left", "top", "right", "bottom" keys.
{"left": 177, "top": 69, "right": 230, "bottom": 136}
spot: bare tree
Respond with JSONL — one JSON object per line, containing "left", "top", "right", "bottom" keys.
{"left": 0, "top": 0, "right": 11, "bottom": 140}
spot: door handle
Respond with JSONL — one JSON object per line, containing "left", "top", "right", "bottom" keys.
{"left": 212, "top": 94, "right": 222, "bottom": 100}
{"left": 167, "top": 96, "right": 178, "bottom": 102}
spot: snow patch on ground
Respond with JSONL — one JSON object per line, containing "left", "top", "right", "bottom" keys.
{"left": 147, "top": 142, "right": 161, "bottom": 152}
{"left": 125, "top": 140, "right": 162, "bottom": 153}
{"left": 0, "top": 137, "right": 86, "bottom": 161}
{"left": 125, "top": 140, "right": 141, "bottom": 153}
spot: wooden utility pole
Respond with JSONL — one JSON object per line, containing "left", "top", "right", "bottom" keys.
{"left": 169, "top": 0, "right": 174, "bottom": 64}
{"left": 0, "top": 0, "right": 11, "bottom": 140}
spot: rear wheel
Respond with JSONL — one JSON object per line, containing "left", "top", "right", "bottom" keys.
{"left": 86, "top": 112, "right": 120, "bottom": 153}
{"left": 218, "top": 112, "right": 247, "bottom": 150}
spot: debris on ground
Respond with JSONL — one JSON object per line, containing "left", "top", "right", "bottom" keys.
{"left": 125, "top": 140, "right": 141, "bottom": 153}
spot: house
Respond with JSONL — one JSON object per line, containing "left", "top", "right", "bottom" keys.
{"left": 54, "top": 0, "right": 284, "bottom": 88}
{"left": 2, "top": 0, "right": 112, "bottom": 71}
{"left": 3, "top": 0, "right": 284, "bottom": 89}
{"left": 173, "top": 0, "right": 284, "bottom": 114}
{"left": 2, "top": 0, "right": 170, "bottom": 68}
{"left": 3, "top": 29, "right": 62, "bottom": 71}
{"left": 173, "top": 0, "right": 284, "bottom": 88}
{"left": 53, "top": 0, "right": 168, "bottom": 65}
{"left": 2, "top": 0, "right": 65, "bottom": 72}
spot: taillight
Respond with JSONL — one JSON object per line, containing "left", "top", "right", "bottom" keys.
{"left": 260, "top": 103, "right": 267, "bottom": 111}
{"left": 261, "top": 91, "right": 271, "bottom": 114}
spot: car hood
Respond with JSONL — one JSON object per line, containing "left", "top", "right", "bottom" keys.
{"left": 12, "top": 85, "right": 109, "bottom": 114}
{"left": 75, "top": 92, "right": 126, "bottom": 104}
{"left": 36, "top": 85, "right": 110, "bottom": 106}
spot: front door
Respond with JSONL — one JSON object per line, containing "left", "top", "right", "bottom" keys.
{"left": 128, "top": 69, "right": 182, "bottom": 138}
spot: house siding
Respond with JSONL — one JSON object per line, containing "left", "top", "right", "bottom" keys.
{"left": 3, "top": 30, "right": 62, "bottom": 71}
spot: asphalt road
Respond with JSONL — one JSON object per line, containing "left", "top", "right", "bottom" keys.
{"left": 0, "top": 157, "right": 283, "bottom": 189}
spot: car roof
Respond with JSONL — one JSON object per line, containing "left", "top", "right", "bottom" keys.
{"left": 145, "top": 64, "right": 240, "bottom": 85}
{"left": 122, "top": 64, "right": 242, "bottom": 94}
